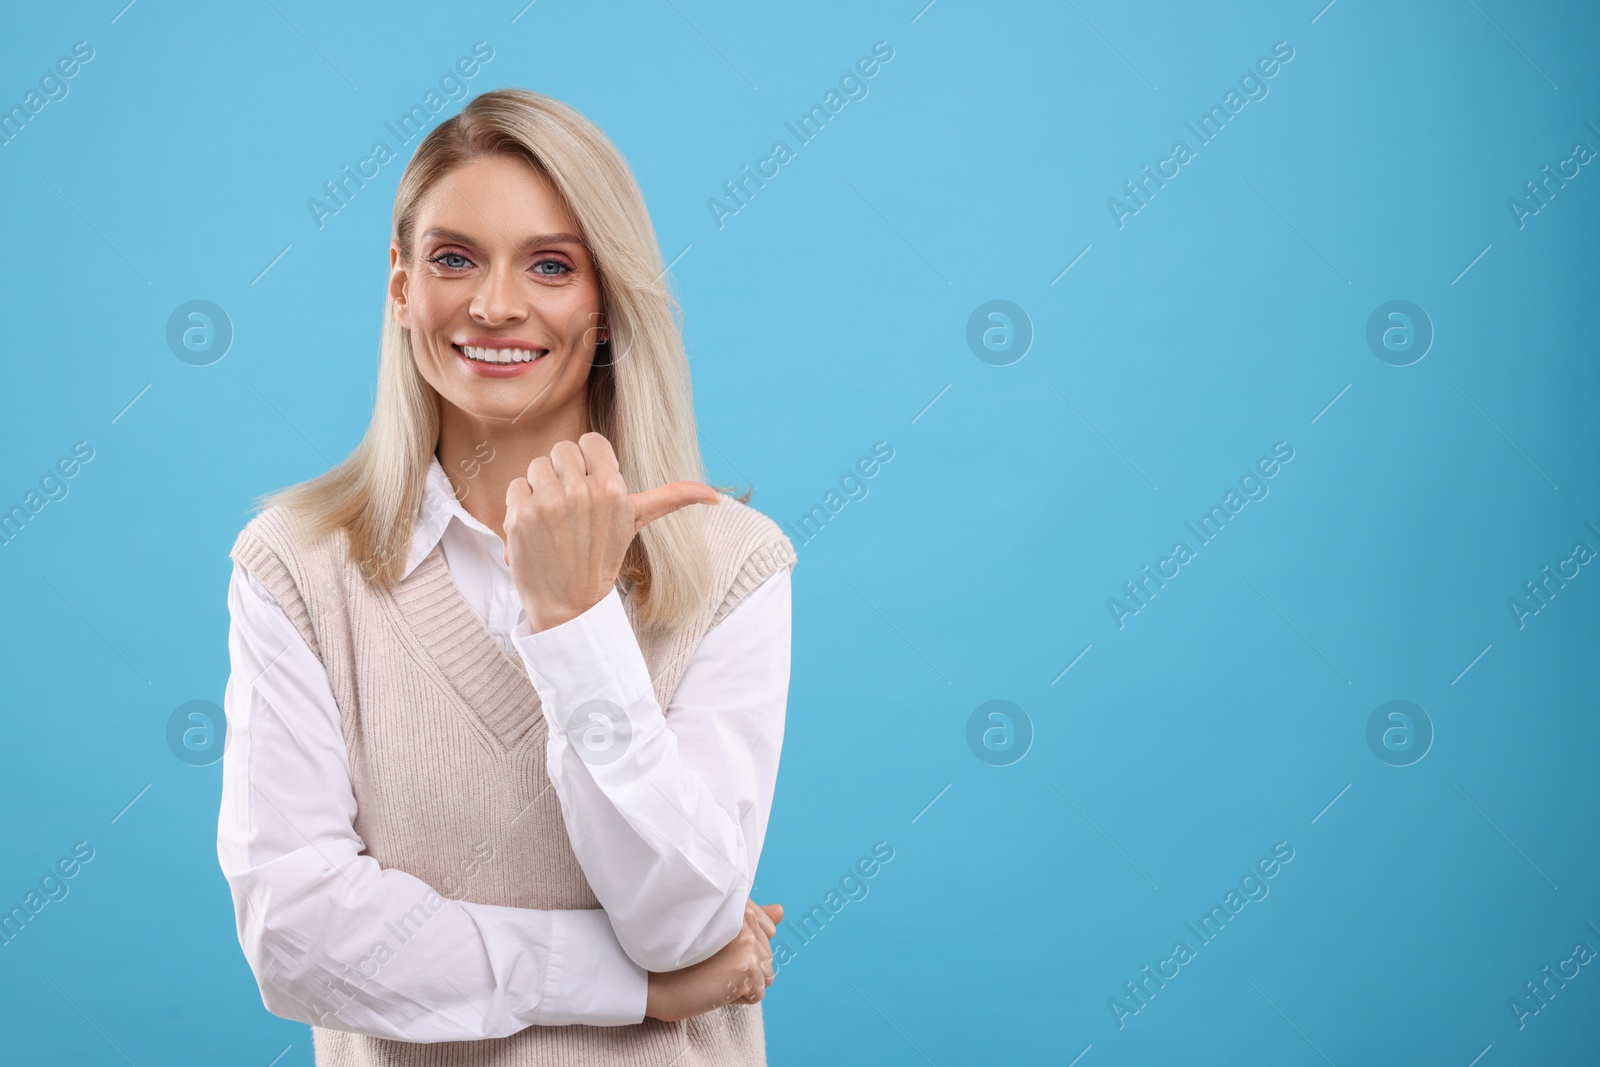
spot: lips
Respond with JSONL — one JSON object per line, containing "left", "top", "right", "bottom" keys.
{"left": 453, "top": 343, "right": 547, "bottom": 365}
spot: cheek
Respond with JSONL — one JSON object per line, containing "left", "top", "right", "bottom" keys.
{"left": 410, "top": 281, "right": 463, "bottom": 329}
{"left": 546, "top": 301, "right": 603, "bottom": 381}
{"left": 548, "top": 293, "right": 603, "bottom": 345}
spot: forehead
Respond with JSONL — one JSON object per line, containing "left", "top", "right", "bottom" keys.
{"left": 414, "top": 154, "right": 583, "bottom": 245}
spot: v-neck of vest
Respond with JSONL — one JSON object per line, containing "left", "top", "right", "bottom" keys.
{"left": 381, "top": 539, "right": 547, "bottom": 752}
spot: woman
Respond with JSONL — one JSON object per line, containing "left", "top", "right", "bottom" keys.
{"left": 218, "top": 88, "right": 795, "bottom": 1065}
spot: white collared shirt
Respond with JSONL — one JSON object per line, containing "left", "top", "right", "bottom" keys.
{"left": 217, "top": 455, "right": 790, "bottom": 1040}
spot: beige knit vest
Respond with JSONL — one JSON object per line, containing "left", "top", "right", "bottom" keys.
{"left": 228, "top": 493, "right": 796, "bottom": 1066}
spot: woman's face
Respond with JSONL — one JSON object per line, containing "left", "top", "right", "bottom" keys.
{"left": 390, "top": 154, "right": 604, "bottom": 433}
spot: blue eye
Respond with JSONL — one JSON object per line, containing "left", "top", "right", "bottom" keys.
{"left": 429, "top": 251, "right": 472, "bottom": 270}
{"left": 533, "top": 259, "right": 571, "bottom": 276}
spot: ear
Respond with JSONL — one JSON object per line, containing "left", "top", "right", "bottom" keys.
{"left": 388, "top": 241, "right": 410, "bottom": 327}
{"left": 580, "top": 308, "right": 607, "bottom": 346}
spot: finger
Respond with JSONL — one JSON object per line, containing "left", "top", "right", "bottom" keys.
{"left": 576, "top": 431, "right": 620, "bottom": 477}
{"left": 630, "top": 481, "right": 719, "bottom": 531}
{"left": 505, "top": 476, "right": 531, "bottom": 510}
{"left": 547, "top": 438, "right": 587, "bottom": 481}
{"left": 760, "top": 903, "right": 784, "bottom": 927}
{"left": 525, "top": 455, "right": 558, "bottom": 495}
{"left": 724, "top": 973, "right": 755, "bottom": 1004}
{"left": 503, "top": 478, "right": 532, "bottom": 565}
{"left": 746, "top": 900, "right": 775, "bottom": 939}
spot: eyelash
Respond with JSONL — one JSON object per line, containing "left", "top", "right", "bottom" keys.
{"left": 426, "top": 251, "right": 572, "bottom": 277}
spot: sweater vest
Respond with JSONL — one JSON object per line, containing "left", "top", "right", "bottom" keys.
{"left": 228, "top": 493, "right": 796, "bottom": 1066}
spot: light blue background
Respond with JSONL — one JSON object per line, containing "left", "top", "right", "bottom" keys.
{"left": 2, "top": 1, "right": 1596, "bottom": 1064}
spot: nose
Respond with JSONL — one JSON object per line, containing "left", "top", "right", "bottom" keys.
{"left": 469, "top": 260, "right": 527, "bottom": 327}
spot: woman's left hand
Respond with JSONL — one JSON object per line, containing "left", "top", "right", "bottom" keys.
{"left": 504, "top": 431, "right": 718, "bottom": 633}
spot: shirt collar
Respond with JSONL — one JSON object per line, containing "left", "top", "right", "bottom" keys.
{"left": 402, "top": 452, "right": 500, "bottom": 579}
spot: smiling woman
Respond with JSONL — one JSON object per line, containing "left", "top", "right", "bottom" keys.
{"left": 219, "top": 89, "right": 796, "bottom": 1066}
{"left": 395, "top": 159, "right": 607, "bottom": 430}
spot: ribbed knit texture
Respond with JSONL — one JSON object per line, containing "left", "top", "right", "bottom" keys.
{"left": 228, "top": 494, "right": 796, "bottom": 1066}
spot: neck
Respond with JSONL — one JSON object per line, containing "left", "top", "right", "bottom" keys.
{"left": 434, "top": 398, "right": 592, "bottom": 544}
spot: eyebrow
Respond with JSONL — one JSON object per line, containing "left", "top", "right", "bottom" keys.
{"left": 421, "top": 227, "right": 585, "bottom": 250}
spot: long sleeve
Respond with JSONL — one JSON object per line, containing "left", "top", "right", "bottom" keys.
{"left": 217, "top": 561, "right": 650, "bottom": 1042}
{"left": 511, "top": 567, "right": 792, "bottom": 973}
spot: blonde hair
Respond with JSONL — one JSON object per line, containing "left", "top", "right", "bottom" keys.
{"left": 255, "top": 88, "right": 739, "bottom": 632}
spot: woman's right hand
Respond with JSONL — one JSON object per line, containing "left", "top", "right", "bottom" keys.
{"left": 644, "top": 901, "right": 784, "bottom": 1023}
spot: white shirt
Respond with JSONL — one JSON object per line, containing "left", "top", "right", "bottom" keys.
{"left": 217, "top": 455, "right": 791, "bottom": 1041}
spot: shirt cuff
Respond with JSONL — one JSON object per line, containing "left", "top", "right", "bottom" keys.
{"left": 539, "top": 908, "right": 650, "bottom": 1026}
{"left": 512, "top": 588, "right": 655, "bottom": 720}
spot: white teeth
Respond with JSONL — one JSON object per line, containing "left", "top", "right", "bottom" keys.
{"left": 459, "top": 345, "right": 544, "bottom": 364}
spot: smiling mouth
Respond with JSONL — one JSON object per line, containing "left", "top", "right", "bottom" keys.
{"left": 454, "top": 343, "right": 547, "bottom": 365}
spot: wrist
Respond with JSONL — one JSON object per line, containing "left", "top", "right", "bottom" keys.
{"left": 521, "top": 586, "right": 614, "bottom": 634}
{"left": 643, "top": 972, "right": 667, "bottom": 1022}
{"left": 526, "top": 607, "right": 578, "bottom": 634}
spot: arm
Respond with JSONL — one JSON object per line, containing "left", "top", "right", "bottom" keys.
{"left": 217, "top": 562, "right": 649, "bottom": 1041}
{"left": 512, "top": 565, "right": 792, "bottom": 974}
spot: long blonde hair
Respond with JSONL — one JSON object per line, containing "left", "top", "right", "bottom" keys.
{"left": 255, "top": 88, "right": 731, "bottom": 632}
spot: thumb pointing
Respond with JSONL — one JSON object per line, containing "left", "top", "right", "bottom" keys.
{"left": 630, "top": 481, "right": 719, "bottom": 531}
